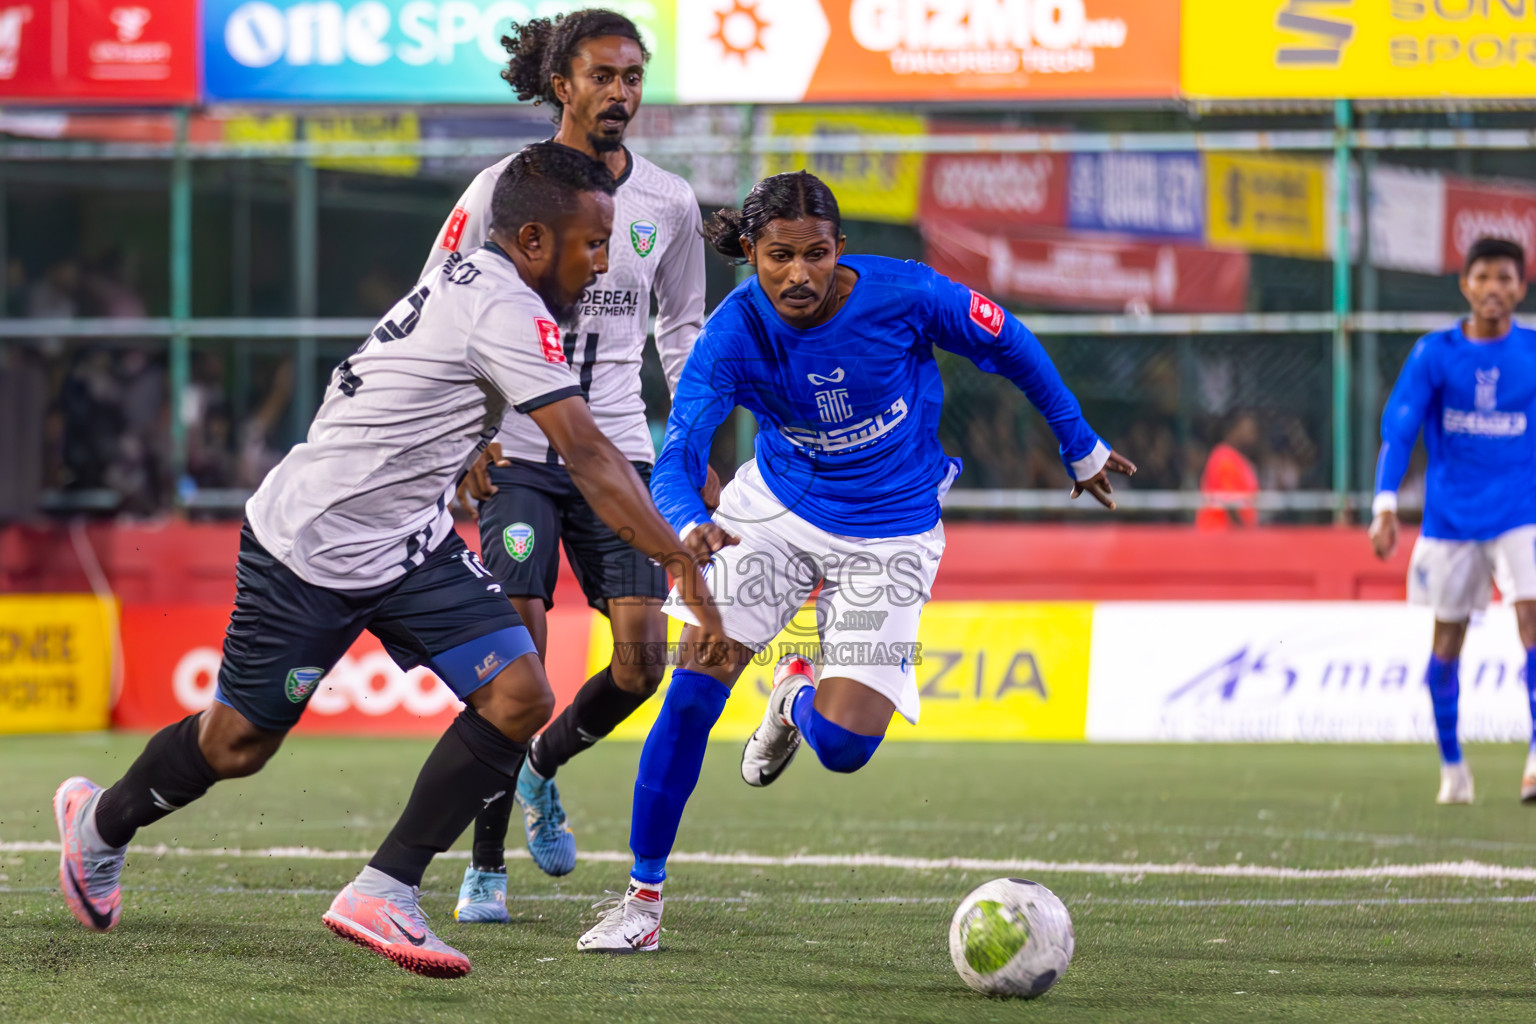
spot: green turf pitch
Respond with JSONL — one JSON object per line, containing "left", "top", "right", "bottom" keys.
{"left": 3, "top": 736, "right": 1536, "bottom": 1023}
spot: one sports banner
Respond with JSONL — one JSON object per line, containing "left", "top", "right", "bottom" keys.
{"left": 675, "top": 0, "right": 1181, "bottom": 103}
{"left": 0, "top": 0, "right": 198, "bottom": 103}
{"left": 923, "top": 221, "right": 1250, "bottom": 313}
{"left": 0, "top": 595, "right": 115, "bottom": 734}
{"left": 1086, "top": 602, "right": 1533, "bottom": 743}
{"left": 202, "top": 0, "right": 676, "bottom": 102}
{"left": 603, "top": 602, "right": 1095, "bottom": 742}
{"left": 1182, "top": 0, "right": 1536, "bottom": 100}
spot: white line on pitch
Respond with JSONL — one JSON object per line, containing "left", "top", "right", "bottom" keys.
{"left": 6, "top": 840, "right": 1536, "bottom": 883}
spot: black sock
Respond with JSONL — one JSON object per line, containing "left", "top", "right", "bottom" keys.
{"left": 93, "top": 713, "right": 220, "bottom": 848}
{"left": 471, "top": 792, "right": 514, "bottom": 872}
{"left": 528, "top": 666, "right": 650, "bottom": 778}
{"left": 369, "top": 705, "right": 526, "bottom": 888}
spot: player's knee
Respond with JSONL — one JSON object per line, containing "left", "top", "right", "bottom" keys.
{"left": 611, "top": 657, "right": 664, "bottom": 698}
{"left": 476, "top": 664, "right": 555, "bottom": 742}
{"left": 801, "top": 710, "right": 883, "bottom": 774}
{"left": 202, "top": 736, "right": 278, "bottom": 779}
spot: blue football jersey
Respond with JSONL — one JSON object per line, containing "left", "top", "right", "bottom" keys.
{"left": 1375, "top": 321, "right": 1536, "bottom": 540}
{"left": 650, "top": 255, "right": 1106, "bottom": 539}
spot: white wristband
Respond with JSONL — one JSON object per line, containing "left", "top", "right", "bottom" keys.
{"left": 1372, "top": 492, "right": 1398, "bottom": 516}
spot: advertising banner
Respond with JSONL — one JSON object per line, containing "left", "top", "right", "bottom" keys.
{"left": 203, "top": 0, "right": 675, "bottom": 102}
{"left": 924, "top": 221, "right": 1250, "bottom": 313}
{"left": 0, "top": 595, "right": 114, "bottom": 735}
{"left": 758, "top": 109, "right": 925, "bottom": 224}
{"left": 675, "top": 0, "right": 1181, "bottom": 103}
{"left": 920, "top": 150, "right": 1069, "bottom": 230}
{"left": 0, "top": 0, "right": 197, "bottom": 103}
{"left": 115, "top": 604, "right": 593, "bottom": 734}
{"left": 1086, "top": 602, "right": 1532, "bottom": 743}
{"left": 1183, "top": 0, "right": 1536, "bottom": 100}
{"left": 1206, "top": 152, "right": 1330, "bottom": 260}
{"left": 1368, "top": 164, "right": 1446, "bottom": 276}
{"left": 605, "top": 601, "right": 1094, "bottom": 742}
{"left": 1067, "top": 152, "right": 1204, "bottom": 240}
{"left": 1444, "top": 176, "right": 1536, "bottom": 279}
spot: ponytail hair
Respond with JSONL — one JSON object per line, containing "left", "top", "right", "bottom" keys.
{"left": 704, "top": 171, "right": 842, "bottom": 264}
{"left": 500, "top": 9, "right": 650, "bottom": 117}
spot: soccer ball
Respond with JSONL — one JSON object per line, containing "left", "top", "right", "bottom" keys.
{"left": 948, "top": 878, "right": 1074, "bottom": 998}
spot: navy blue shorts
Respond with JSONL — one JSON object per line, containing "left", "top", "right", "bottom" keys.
{"left": 213, "top": 522, "right": 536, "bottom": 732}
{"left": 477, "top": 459, "right": 668, "bottom": 615}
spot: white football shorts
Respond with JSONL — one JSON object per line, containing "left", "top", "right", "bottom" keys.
{"left": 1407, "top": 524, "right": 1536, "bottom": 621}
{"left": 664, "top": 459, "right": 944, "bottom": 724}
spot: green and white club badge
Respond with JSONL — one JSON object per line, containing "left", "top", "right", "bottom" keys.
{"left": 284, "top": 667, "right": 324, "bottom": 703}
{"left": 504, "top": 522, "right": 536, "bottom": 562}
{"left": 630, "top": 221, "right": 658, "bottom": 257}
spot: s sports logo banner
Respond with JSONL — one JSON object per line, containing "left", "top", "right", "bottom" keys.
{"left": 440, "top": 207, "right": 468, "bottom": 251}
{"left": 968, "top": 291, "right": 1005, "bottom": 337}
{"left": 630, "top": 221, "right": 658, "bottom": 257}
{"left": 503, "top": 522, "right": 535, "bottom": 563}
{"left": 535, "top": 319, "right": 565, "bottom": 364}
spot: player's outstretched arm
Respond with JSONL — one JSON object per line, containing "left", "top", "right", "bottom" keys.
{"left": 650, "top": 333, "right": 741, "bottom": 556}
{"left": 529, "top": 395, "right": 727, "bottom": 650}
{"left": 1371, "top": 338, "right": 1435, "bottom": 560}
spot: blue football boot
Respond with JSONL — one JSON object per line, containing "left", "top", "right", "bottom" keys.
{"left": 517, "top": 760, "right": 577, "bottom": 877}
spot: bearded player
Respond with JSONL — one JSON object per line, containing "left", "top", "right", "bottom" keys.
{"left": 421, "top": 8, "right": 714, "bottom": 921}
{"left": 1370, "top": 236, "right": 1536, "bottom": 805}
{"left": 53, "top": 144, "right": 724, "bottom": 978}
{"left": 576, "top": 171, "right": 1135, "bottom": 952}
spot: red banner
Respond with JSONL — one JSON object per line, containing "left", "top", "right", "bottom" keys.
{"left": 920, "top": 151, "right": 1069, "bottom": 230}
{"left": 0, "top": 0, "right": 196, "bottom": 103}
{"left": 925, "top": 222, "right": 1249, "bottom": 314}
{"left": 1444, "top": 177, "right": 1536, "bottom": 278}
{"left": 115, "top": 605, "right": 596, "bottom": 735}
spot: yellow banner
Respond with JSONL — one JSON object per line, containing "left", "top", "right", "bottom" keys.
{"left": 1184, "top": 0, "right": 1536, "bottom": 99}
{"left": 600, "top": 602, "right": 1091, "bottom": 742}
{"left": 1206, "top": 153, "right": 1330, "bottom": 259}
{"left": 0, "top": 595, "right": 114, "bottom": 734}
{"left": 224, "top": 113, "right": 421, "bottom": 177}
{"left": 758, "top": 110, "right": 925, "bottom": 225}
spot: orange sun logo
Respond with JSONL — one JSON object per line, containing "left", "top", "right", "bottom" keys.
{"left": 711, "top": 0, "right": 768, "bottom": 64}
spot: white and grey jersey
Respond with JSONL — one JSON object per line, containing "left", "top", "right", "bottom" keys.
{"left": 422, "top": 147, "right": 705, "bottom": 465}
{"left": 246, "top": 247, "right": 582, "bottom": 591}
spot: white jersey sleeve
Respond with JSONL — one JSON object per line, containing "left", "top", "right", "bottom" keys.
{"left": 464, "top": 288, "right": 584, "bottom": 415}
{"left": 420, "top": 157, "right": 509, "bottom": 282}
{"left": 651, "top": 193, "right": 706, "bottom": 393}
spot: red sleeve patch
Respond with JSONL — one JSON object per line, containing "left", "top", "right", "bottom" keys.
{"left": 968, "top": 290, "right": 1005, "bottom": 337}
{"left": 439, "top": 207, "right": 469, "bottom": 251}
{"left": 535, "top": 319, "right": 566, "bottom": 364}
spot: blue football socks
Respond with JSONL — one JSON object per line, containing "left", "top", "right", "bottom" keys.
{"left": 629, "top": 669, "right": 730, "bottom": 885}
{"left": 1426, "top": 654, "right": 1461, "bottom": 765}
{"left": 1526, "top": 648, "right": 1536, "bottom": 754}
{"left": 790, "top": 685, "right": 883, "bottom": 774}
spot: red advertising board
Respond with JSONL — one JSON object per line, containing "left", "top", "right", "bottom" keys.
{"left": 920, "top": 151, "right": 1070, "bottom": 230}
{"left": 115, "top": 605, "right": 596, "bottom": 735}
{"left": 1444, "top": 176, "right": 1536, "bottom": 278}
{"left": 925, "top": 221, "right": 1249, "bottom": 314}
{"left": 0, "top": 0, "right": 196, "bottom": 103}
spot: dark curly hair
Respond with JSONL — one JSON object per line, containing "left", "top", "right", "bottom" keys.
{"left": 501, "top": 9, "right": 650, "bottom": 119}
{"left": 704, "top": 171, "right": 843, "bottom": 263}
{"left": 490, "top": 141, "right": 617, "bottom": 236}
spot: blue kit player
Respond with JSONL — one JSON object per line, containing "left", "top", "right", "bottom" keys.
{"left": 50, "top": 144, "right": 724, "bottom": 978}
{"left": 1370, "top": 236, "right": 1536, "bottom": 805}
{"left": 575, "top": 170, "right": 1136, "bottom": 952}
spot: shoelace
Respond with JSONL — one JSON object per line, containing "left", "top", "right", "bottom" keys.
{"left": 587, "top": 889, "right": 628, "bottom": 922}
{"left": 394, "top": 885, "right": 432, "bottom": 929}
{"left": 525, "top": 779, "right": 567, "bottom": 830}
{"left": 80, "top": 844, "right": 125, "bottom": 903}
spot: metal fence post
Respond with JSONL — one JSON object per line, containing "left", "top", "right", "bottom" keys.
{"left": 1331, "top": 99, "right": 1353, "bottom": 520}
{"left": 169, "top": 107, "right": 193, "bottom": 497}
{"left": 290, "top": 149, "right": 319, "bottom": 445}
{"left": 733, "top": 103, "right": 758, "bottom": 467}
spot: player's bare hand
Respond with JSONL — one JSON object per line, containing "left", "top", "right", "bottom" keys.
{"left": 701, "top": 465, "right": 723, "bottom": 511}
{"left": 684, "top": 522, "right": 740, "bottom": 565}
{"left": 1369, "top": 510, "right": 1399, "bottom": 561}
{"left": 1070, "top": 450, "right": 1137, "bottom": 510}
{"left": 455, "top": 442, "right": 510, "bottom": 516}
{"left": 675, "top": 568, "right": 731, "bottom": 666}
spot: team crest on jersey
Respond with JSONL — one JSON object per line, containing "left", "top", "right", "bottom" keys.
{"left": 968, "top": 290, "right": 1005, "bottom": 337}
{"left": 535, "top": 318, "right": 565, "bottom": 364}
{"left": 285, "top": 667, "right": 325, "bottom": 703}
{"left": 504, "top": 522, "right": 536, "bottom": 562}
{"left": 630, "top": 221, "right": 658, "bottom": 257}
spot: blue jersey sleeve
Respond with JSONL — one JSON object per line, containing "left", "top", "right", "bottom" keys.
{"left": 923, "top": 269, "right": 1107, "bottom": 480}
{"left": 651, "top": 326, "right": 739, "bottom": 535}
{"left": 1375, "top": 336, "right": 1436, "bottom": 498}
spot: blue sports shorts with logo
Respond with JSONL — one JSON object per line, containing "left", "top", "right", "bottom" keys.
{"left": 212, "top": 521, "right": 536, "bottom": 732}
{"left": 477, "top": 458, "right": 668, "bottom": 615}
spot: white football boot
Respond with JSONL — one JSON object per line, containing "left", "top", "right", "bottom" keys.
{"left": 576, "top": 879, "right": 663, "bottom": 953}
{"left": 1437, "top": 761, "right": 1474, "bottom": 805}
{"left": 741, "top": 654, "right": 814, "bottom": 787}
{"left": 1520, "top": 750, "right": 1536, "bottom": 804}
